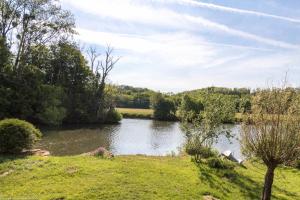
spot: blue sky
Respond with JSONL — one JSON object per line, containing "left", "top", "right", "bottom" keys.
{"left": 60, "top": 0, "right": 300, "bottom": 92}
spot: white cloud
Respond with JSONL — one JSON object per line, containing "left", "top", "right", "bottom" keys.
{"left": 62, "top": 0, "right": 299, "bottom": 49}
{"left": 75, "top": 28, "right": 300, "bottom": 92}
{"left": 60, "top": 0, "right": 300, "bottom": 91}
{"left": 76, "top": 28, "right": 217, "bottom": 67}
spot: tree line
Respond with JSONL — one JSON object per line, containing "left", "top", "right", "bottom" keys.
{"left": 114, "top": 86, "right": 247, "bottom": 122}
{"left": 0, "top": 0, "right": 121, "bottom": 125}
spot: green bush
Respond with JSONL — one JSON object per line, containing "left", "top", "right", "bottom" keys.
{"left": 296, "top": 160, "right": 300, "bottom": 169}
{"left": 0, "top": 119, "right": 42, "bottom": 154}
{"left": 207, "top": 157, "right": 235, "bottom": 169}
{"left": 186, "top": 144, "right": 218, "bottom": 159}
{"left": 150, "top": 93, "right": 176, "bottom": 121}
{"left": 105, "top": 109, "right": 122, "bottom": 123}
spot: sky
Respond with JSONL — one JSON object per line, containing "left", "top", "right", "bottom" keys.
{"left": 60, "top": 0, "right": 300, "bottom": 92}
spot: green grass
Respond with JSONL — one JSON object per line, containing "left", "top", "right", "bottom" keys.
{"left": 0, "top": 155, "right": 299, "bottom": 200}
{"left": 117, "top": 108, "right": 153, "bottom": 119}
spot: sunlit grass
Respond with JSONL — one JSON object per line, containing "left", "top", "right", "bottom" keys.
{"left": 117, "top": 108, "right": 153, "bottom": 119}
{"left": 0, "top": 155, "right": 299, "bottom": 200}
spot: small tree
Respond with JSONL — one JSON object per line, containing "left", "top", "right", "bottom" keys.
{"left": 183, "top": 94, "right": 232, "bottom": 162}
{"left": 178, "top": 95, "right": 203, "bottom": 121}
{"left": 241, "top": 87, "right": 300, "bottom": 200}
{"left": 150, "top": 93, "right": 176, "bottom": 120}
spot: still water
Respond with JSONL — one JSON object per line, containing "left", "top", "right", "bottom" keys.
{"left": 36, "top": 119, "right": 242, "bottom": 159}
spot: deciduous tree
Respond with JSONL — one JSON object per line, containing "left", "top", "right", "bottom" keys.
{"left": 241, "top": 86, "right": 300, "bottom": 200}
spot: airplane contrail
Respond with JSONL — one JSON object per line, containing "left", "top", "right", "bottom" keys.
{"left": 163, "top": 0, "right": 300, "bottom": 23}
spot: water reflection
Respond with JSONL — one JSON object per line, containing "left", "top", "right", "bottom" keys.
{"left": 36, "top": 119, "right": 242, "bottom": 159}
{"left": 150, "top": 120, "right": 185, "bottom": 154}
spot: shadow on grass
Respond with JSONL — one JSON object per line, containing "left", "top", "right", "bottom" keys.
{"left": 272, "top": 185, "right": 299, "bottom": 200}
{"left": 0, "top": 154, "right": 28, "bottom": 164}
{"left": 195, "top": 161, "right": 298, "bottom": 200}
{"left": 196, "top": 162, "right": 261, "bottom": 199}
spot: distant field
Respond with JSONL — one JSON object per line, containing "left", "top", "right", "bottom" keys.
{"left": 117, "top": 108, "right": 153, "bottom": 119}
{"left": 118, "top": 108, "right": 243, "bottom": 123}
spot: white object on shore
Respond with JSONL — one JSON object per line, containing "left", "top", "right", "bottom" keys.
{"left": 221, "top": 150, "right": 243, "bottom": 164}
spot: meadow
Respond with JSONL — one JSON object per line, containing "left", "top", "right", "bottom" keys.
{"left": 1, "top": 155, "right": 299, "bottom": 200}
{"left": 117, "top": 108, "right": 154, "bottom": 119}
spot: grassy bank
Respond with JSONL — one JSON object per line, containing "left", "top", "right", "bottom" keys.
{"left": 0, "top": 155, "right": 299, "bottom": 200}
{"left": 117, "top": 108, "right": 154, "bottom": 119}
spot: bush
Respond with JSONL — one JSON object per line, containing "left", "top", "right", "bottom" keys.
{"left": 0, "top": 119, "right": 42, "bottom": 154}
{"left": 207, "top": 157, "right": 235, "bottom": 169}
{"left": 178, "top": 95, "right": 203, "bottom": 121}
{"left": 88, "top": 147, "right": 114, "bottom": 158}
{"left": 105, "top": 108, "right": 122, "bottom": 123}
{"left": 150, "top": 93, "right": 176, "bottom": 121}
{"left": 296, "top": 160, "right": 300, "bottom": 169}
{"left": 186, "top": 144, "right": 218, "bottom": 159}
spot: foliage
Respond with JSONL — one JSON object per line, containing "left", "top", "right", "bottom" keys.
{"left": 104, "top": 108, "right": 122, "bottom": 123}
{"left": 182, "top": 94, "right": 233, "bottom": 162}
{"left": 178, "top": 95, "right": 203, "bottom": 121}
{"left": 207, "top": 157, "right": 235, "bottom": 170}
{"left": 0, "top": 156, "right": 300, "bottom": 199}
{"left": 115, "top": 85, "right": 154, "bottom": 109}
{"left": 35, "top": 85, "right": 66, "bottom": 126}
{"left": 185, "top": 142, "right": 218, "bottom": 162}
{"left": 296, "top": 160, "right": 300, "bottom": 169}
{"left": 0, "top": 119, "right": 41, "bottom": 153}
{"left": 0, "top": 0, "right": 75, "bottom": 71}
{"left": 150, "top": 93, "right": 176, "bottom": 120}
{"left": 179, "top": 87, "right": 250, "bottom": 97}
{"left": 203, "top": 94, "right": 236, "bottom": 124}
{"left": 49, "top": 41, "right": 93, "bottom": 123}
{"left": 0, "top": 37, "right": 11, "bottom": 71}
{"left": 0, "top": 1, "right": 119, "bottom": 125}
{"left": 241, "top": 87, "right": 300, "bottom": 200}
{"left": 239, "top": 95, "right": 252, "bottom": 113}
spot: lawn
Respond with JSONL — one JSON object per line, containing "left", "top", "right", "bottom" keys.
{"left": 117, "top": 108, "right": 153, "bottom": 119}
{"left": 0, "top": 155, "right": 299, "bottom": 200}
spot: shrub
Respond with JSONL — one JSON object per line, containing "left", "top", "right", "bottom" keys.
{"left": 178, "top": 95, "right": 204, "bottom": 121}
{"left": 207, "top": 157, "right": 235, "bottom": 169}
{"left": 0, "top": 119, "right": 42, "bottom": 154}
{"left": 88, "top": 147, "right": 114, "bottom": 158}
{"left": 91, "top": 147, "right": 106, "bottom": 157}
{"left": 105, "top": 108, "right": 122, "bottom": 123}
{"left": 296, "top": 160, "right": 300, "bottom": 169}
{"left": 186, "top": 144, "right": 218, "bottom": 158}
{"left": 185, "top": 137, "right": 219, "bottom": 162}
{"left": 150, "top": 93, "right": 176, "bottom": 121}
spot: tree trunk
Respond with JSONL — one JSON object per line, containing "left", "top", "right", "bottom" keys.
{"left": 262, "top": 164, "right": 276, "bottom": 200}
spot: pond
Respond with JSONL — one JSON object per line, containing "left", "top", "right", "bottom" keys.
{"left": 36, "top": 119, "right": 242, "bottom": 159}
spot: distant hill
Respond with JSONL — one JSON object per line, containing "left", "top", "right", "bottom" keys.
{"left": 115, "top": 85, "right": 251, "bottom": 109}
